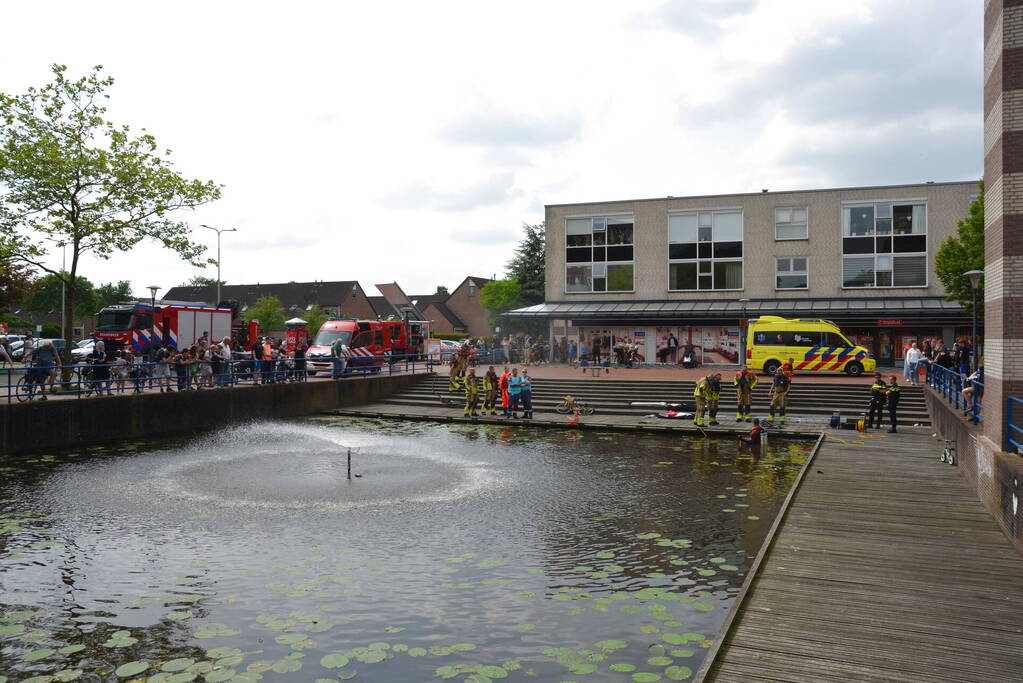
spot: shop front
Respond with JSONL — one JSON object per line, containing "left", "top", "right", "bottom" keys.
{"left": 514, "top": 296, "right": 972, "bottom": 369}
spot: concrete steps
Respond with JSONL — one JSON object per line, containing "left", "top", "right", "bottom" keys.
{"left": 375, "top": 375, "right": 931, "bottom": 424}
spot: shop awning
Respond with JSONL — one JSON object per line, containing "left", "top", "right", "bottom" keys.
{"left": 502, "top": 296, "right": 966, "bottom": 323}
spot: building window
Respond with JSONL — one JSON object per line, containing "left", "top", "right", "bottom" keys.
{"left": 775, "top": 207, "right": 808, "bottom": 240}
{"left": 842, "top": 202, "right": 927, "bottom": 287}
{"left": 468, "top": 283, "right": 476, "bottom": 297}
{"left": 565, "top": 216, "right": 634, "bottom": 292}
{"left": 776, "top": 257, "right": 808, "bottom": 289}
{"left": 668, "top": 210, "right": 743, "bottom": 291}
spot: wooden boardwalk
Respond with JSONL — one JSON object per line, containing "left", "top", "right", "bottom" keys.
{"left": 707, "top": 431, "right": 1023, "bottom": 682}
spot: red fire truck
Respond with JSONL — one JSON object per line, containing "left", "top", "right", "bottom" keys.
{"left": 93, "top": 300, "right": 258, "bottom": 354}
{"left": 306, "top": 318, "right": 430, "bottom": 375}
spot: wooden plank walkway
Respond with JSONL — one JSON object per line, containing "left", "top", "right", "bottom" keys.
{"left": 707, "top": 431, "right": 1023, "bottom": 682}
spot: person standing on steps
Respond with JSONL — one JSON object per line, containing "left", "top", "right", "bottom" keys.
{"left": 519, "top": 368, "right": 534, "bottom": 419}
{"left": 866, "top": 372, "right": 888, "bottom": 430}
{"left": 886, "top": 375, "right": 901, "bottom": 433}
{"left": 463, "top": 368, "right": 480, "bottom": 417}
{"left": 768, "top": 370, "right": 791, "bottom": 425}
{"left": 733, "top": 366, "right": 758, "bottom": 422}
{"left": 506, "top": 367, "right": 523, "bottom": 419}
{"left": 483, "top": 366, "right": 499, "bottom": 415}
{"left": 499, "top": 366, "right": 511, "bottom": 416}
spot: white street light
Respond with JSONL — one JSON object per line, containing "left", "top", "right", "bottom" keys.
{"left": 200, "top": 224, "right": 238, "bottom": 304}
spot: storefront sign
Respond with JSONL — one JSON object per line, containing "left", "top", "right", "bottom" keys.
{"left": 634, "top": 330, "right": 645, "bottom": 338}
{"left": 877, "top": 319, "right": 903, "bottom": 327}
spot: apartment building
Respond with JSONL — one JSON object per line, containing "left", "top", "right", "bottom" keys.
{"left": 509, "top": 181, "right": 977, "bottom": 366}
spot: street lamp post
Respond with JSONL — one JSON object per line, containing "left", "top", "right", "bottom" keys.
{"left": 738, "top": 298, "right": 750, "bottom": 364}
{"left": 964, "top": 269, "right": 984, "bottom": 372}
{"left": 148, "top": 286, "right": 160, "bottom": 352}
{"left": 200, "top": 224, "right": 238, "bottom": 304}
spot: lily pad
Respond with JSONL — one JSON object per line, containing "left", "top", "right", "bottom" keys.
{"left": 21, "top": 648, "right": 56, "bottom": 662}
{"left": 595, "top": 640, "right": 627, "bottom": 651}
{"left": 203, "top": 669, "right": 235, "bottom": 683}
{"left": 115, "top": 661, "right": 150, "bottom": 677}
{"left": 167, "top": 610, "right": 194, "bottom": 621}
{"left": 665, "top": 665, "right": 694, "bottom": 680}
{"left": 321, "top": 653, "right": 350, "bottom": 669}
{"left": 161, "top": 658, "right": 195, "bottom": 672}
{"left": 517, "top": 624, "right": 536, "bottom": 631}
{"left": 632, "top": 674, "right": 662, "bottom": 682}
{"left": 595, "top": 551, "right": 616, "bottom": 559}
{"left": 610, "top": 663, "right": 636, "bottom": 672}
{"left": 58, "top": 644, "right": 86, "bottom": 654}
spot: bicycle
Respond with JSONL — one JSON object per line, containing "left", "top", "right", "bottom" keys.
{"left": 554, "top": 397, "right": 595, "bottom": 415}
{"left": 940, "top": 439, "right": 956, "bottom": 465}
{"left": 15, "top": 370, "right": 48, "bottom": 402}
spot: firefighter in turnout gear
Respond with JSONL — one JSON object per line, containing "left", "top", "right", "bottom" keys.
{"left": 694, "top": 372, "right": 722, "bottom": 426}
{"left": 866, "top": 373, "right": 888, "bottom": 429}
{"left": 733, "top": 367, "right": 758, "bottom": 422}
{"left": 483, "top": 366, "right": 499, "bottom": 415}
{"left": 448, "top": 354, "right": 464, "bottom": 392}
{"left": 463, "top": 368, "right": 480, "bottom": 417}
{"left": 768, "top": 371, "right": 791, "bottom": 424}
{"left": 456, "top": 342, "right": 471, "bottom": 375}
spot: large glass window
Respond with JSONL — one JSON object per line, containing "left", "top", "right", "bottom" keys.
{"left": 776, "top": 257, "right": 808, "bottom": 289}
{"left": 775, "top": 207, "right": 808, "bottom": 240}
{"left": 565, "top": 217, "right": 633, "bottom": 292}
{"left": 842, "top": 202, "right": 926, "bottom": 287}
{"left": 668, "top": 210, "right": 743, "bottom": 291}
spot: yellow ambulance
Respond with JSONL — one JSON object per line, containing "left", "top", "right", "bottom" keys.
{"left": 745, "top": 316, "right": 875, "bottom": 376}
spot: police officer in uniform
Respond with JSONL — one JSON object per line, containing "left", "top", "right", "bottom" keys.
{"left": 866, "top": 373, "right": 888, "bottom": 429}
{"left": 768, "top": 371, "right": 791, "bottom": 425}
{"left": 733, "top": 366, "right": 758, "bottom": 422}
{"left": 886, "top": 375, "right": 901, "bottom": 433}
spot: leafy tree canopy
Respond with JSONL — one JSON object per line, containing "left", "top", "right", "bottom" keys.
{"left": 0, "top": 260, "right": 37, "bottom": 311}
{"left": 479, "top": 279, "right": 523, "bottom": 328}
{"left": 435, "top": 285, "right": 449, "bottom": 297}
{"left": 243, "top": 295, "right": 286, "bottom": 335}
{"left": 0, "top": 64, "right": 221, "bottom": 365}
{"left": 506, "top": 222, "right": 545, "bottom": 305}
{"left": 184, "top": 275, "right": 226, "bottom": 287}
{"left": 935, "top": 181, "right": 984, "bottom": 317}
{"left": 95, "top": 280, "right": 134, "bottom": 309}
{"left": 301, "top": 305, "right": 330, "bottom": 335}
{"left": 26, "top": 273, "right": 98, "bottom": 319}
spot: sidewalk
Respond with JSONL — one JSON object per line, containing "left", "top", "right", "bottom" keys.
{"left": 485, "top": 363, "right": 884, "bottom": 385}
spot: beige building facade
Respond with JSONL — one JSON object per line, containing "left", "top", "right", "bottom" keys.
{"left": 512, "top": 181, "right": 979, "bottom": 367}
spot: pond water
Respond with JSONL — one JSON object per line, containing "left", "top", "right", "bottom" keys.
{"left": 0, "top": 419, "right": 812, "bottom": 682}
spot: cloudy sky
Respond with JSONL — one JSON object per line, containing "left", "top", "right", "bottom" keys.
{"left": 2, "top": 0, "right": 982, "bottom": 298}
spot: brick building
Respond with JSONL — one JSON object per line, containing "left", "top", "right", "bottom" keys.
{"left": 163, "top": 280, "right": 378, "bottom": 332}
{"left": 509, "top": 181, "right": 977, "bottom": 366}
{"left": 410, "top": 276, "right": 495, "bottom": 337}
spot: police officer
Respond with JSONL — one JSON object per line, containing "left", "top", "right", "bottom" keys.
{"left": 886, "top": 375, "right": 901, "bottom": 433}
{"left": 463, "top": 367, "right": 480, "bottom": 417}
{"left": 733, "top": 366, "right": 758, "bottom": 422}
{"left": 866, "top": 373, "right": 888, "bottom": 430}
{"left": 768, "top": 370, "right": 791, "bottom": 425}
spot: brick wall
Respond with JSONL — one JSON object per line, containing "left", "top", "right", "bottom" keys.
{"left": 984, "top": 0, "right": 1023, "bottom": 451}
{"left": 423, "top": 303, "right": 456, "bottom": 334}
{"left": 445, "top": 278, "right": 493, "bottom": 337}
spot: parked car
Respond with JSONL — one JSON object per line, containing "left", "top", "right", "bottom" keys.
{"left": 71, "top": 339, "right": 95, "bottom": 362}
{"left": 12, "top": 338, "right": 67, "bottom": 362}
{"left": 439, "top": 339, "right": 461, "bottom": 361}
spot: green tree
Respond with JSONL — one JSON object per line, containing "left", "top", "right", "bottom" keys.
{"left": 0, "top": 259, "right": 37, "bottom": 310}
{"left": 480, "top": 279, "right": 523, "bottom": 328}
{"left": 0, "top": 64, "right": 221, "bottom": 369}
{"left": 95, "top": 280, "right": 134, "bottom": 308}
{"left": 26, "top": 273, "right": 98, "bottom": 319}
{"left": 184, "top": 275, "right": 225, "bottom": 287}
{"left": 935, "top": 181, "right": 985, "bottom": 317}
{"left": 244, "top": 295, "right": 285, "bottom": 335}
{"left": 435, "top": 285, "right": 450, "bottom": 297}
{"left": 301, "top": 305, "right": 329, "bottom": 335}
{"left": 506, "top": 222, "right": 545, "bottom": 305}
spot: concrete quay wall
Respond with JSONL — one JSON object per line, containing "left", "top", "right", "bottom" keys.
{"left": 926, "top": 388, "right": 1023, "bottom": 555}
{"left": 0, "top": 374, "right": 428, "bottom": 456}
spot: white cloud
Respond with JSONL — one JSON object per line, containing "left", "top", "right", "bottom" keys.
{"left": 0, "top": 0, "right": 982, "bottom": 296}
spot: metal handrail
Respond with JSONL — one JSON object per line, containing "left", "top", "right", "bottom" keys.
{"left": 925, "top": 362, "right": 984, "bottom": 424}
{"left": 3, "top": 352, "right": 433, "bottom": 403}
{"left": 1007, "top": 396, "right": 1023, "bottom": 454}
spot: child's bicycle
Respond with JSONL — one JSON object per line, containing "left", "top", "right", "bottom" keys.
{"left": 939, "top": 439, "right": 956, "bottom": 465}
{"left": 554, "top": 396, "right": 595, "bottom": 416}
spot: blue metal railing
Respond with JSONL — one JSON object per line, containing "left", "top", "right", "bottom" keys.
{"left": 1007, "top": 396, "right": 1023, "bottom": 453}
{"left": 3, "top": 352, "right": 433, "bottom": 403}
{"left": 926, "top": 362, "right": 984, "bottom": 425}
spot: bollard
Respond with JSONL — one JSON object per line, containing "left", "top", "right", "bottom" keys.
{"left": 347, "top": 448, "right": 351, "bottom": 481}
